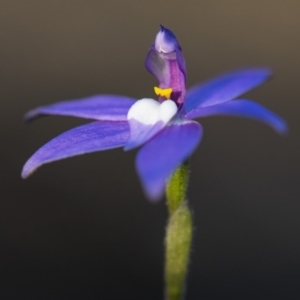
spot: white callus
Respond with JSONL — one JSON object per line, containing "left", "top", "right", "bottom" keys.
{"left": 125, "top": 98, "right": 178, "bottom": 150}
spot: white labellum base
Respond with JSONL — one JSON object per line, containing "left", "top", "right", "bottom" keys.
{"left": 125, "top": 98, "right": 178, "bottom": 150}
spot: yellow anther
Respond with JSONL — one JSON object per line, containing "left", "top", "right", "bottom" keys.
{"left": 154, "top": 86, "right": 173, "bottom": 99}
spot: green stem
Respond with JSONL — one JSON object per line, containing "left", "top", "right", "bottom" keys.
{"left": 165, "top": 162, "right": 193, "bottom": 300}
{"left": 166, "top": 161, "right": 190, "bottom": 216}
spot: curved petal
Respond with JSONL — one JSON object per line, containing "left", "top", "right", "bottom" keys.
{"left": 182, "top": 68, "right": 271, "bottom": 114}
{"left": 184, "top": 99, "right": 287, "bottom": 135}
{"left": 22, "top": 121, "right": 129, "bottom": 178}
{"left": 24, "top": 95, "right": 136, "bottom": 122}
{"left": 125, "top": 120, "right": 164, "bottom": 151}
{"left": 136, "top": 121, "right": 203, "bottom": 201}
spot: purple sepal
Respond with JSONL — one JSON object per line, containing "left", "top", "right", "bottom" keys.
{"left": 184, "top": 99, "right": 287, "bottom": 134}
{"left": 22, "top": 121, "right": 129, "bottom": 178}
{"left": 24, "top": 95, "right": 136, "bottom": 122}
{"left": 124, "top": 120, "right": 164, "bottom": 151}
{"left": 136, "top": 121, "right": 203, "bottom": 201}
{"left": 183, "top": 68, "right": 271, "bottom": 113}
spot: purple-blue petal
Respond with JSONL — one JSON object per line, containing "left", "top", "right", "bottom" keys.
{"left": 124, "top": 120, "right": 164, "bottom": 151}
{"left": 22, "top": 121, "right": 129, "bottom": 178}
{"left": 182, "top": 68, "right": 271, "bottom": 114}
{"left": 24, "top": 95, "right": 136, "bottom": 122}
{"left": 184, "top": 99, "right": 287, "bottom": 134}
{"left": 136, "top": 121, "right": 203, "bottom": 201}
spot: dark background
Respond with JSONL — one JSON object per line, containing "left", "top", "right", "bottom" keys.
{"left": 0, "top": 1, "right": 299, "bottom": 299}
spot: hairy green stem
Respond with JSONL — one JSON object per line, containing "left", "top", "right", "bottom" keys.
{"left": 165, "top": 162, "right": 193, "bottom": 300}
{"left": 166, "top": 161, "right": 190, "bottom": 216}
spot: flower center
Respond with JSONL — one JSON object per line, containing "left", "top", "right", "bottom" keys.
{"left": 125, "top": 98, "right": 178, "bottom": 150}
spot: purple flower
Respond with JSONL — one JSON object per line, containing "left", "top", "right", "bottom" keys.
{"left": 22, "top": 26, "right": 287, "bottom": 201}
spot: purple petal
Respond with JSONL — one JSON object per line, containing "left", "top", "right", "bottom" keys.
{"left": 182, "top": 68, "right": 271, "bottom": 114}
{"left": 22, "top": 121, "right": 129, "bottom": 178}
{"left": 124, "top": 120, "right": 164, "bottom": 150}
{"left": 184, "top": 99, "right": 287, "bottom": 134}
{"left": 136, "top": 121, "right": 203, "bottom": 201}
{"left": 24, "top": 95, "right": 136, "bottom": 122}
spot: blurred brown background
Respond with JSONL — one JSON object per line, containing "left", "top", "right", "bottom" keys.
{"left": 0, "top": 1, "right": 299, "bottom": 299}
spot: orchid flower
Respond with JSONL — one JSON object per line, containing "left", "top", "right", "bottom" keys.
{"left": 22, "top": 25, "right": 287, "bottom": 201}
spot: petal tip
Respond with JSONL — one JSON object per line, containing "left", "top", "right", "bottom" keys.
{"left": 159, "top": 24, "right": 166, "bottom": 32}
{"left": 21, "top": 164, "right": 35, "bottom": 179}
{"left": 145, "top": 190, "right": 164, "bottom": 203}
{"left": 21, "top": 155, "right": 42, "bottom": 179}
{"left": 233, "top": 67, "right": 273, "bottom": 82}
{"left": 275, "top": 119, "right": 288, "bottom": 135}
{"left": 23, "top": 108, "right": 41, "bottom": 123}
{"left": 138, "top": 175, "right": 165, "bottom": 202}
{"left": 21, "top": 172, "right": 30, "bottom": 179}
